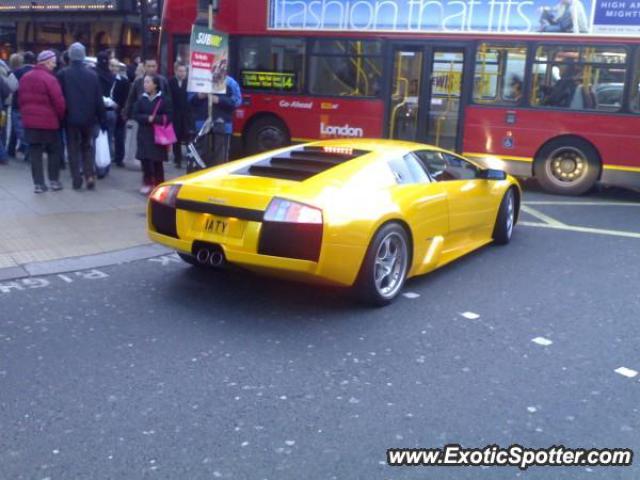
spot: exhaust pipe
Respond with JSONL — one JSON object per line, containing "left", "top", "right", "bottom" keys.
{"left": 196, "top": 249, "right": 210, "bottom": 264}
{"left": 209, "top": 251, "right": 225, "bottom": 267}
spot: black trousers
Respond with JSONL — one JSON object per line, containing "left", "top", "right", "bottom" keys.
{"left": 213, "top": 133, "right": 231, "bottom": 165}
{"left": 141, "top": 158, "right": 165, "bottom": 186}
{"left": 114, "top": 116, "right": 126, "bottom": 165}
{"left": 67, "top": 125, "right": 95, "bottom": 183}
{"left": 172, "top": 142, "right": 183, "bottom": 166}
{"left": 25, "top": 129, "right": 60, "bottom": 186}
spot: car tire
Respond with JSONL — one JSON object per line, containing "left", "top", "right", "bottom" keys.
{"left": 245, "top": 116, "right": 289, "bottom": 154}
{"left": 355, "top": 223, "right": 410, "bottom": 307}
{"left": 534, "top": 138, "right": 600, "bottom": 195}
{"left": 493, "top": 188, "right": 517, "bottom": 245}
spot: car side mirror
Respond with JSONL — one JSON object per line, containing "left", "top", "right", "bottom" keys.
{"left": 477, "top": 168, "right": 507, "bottom": 181}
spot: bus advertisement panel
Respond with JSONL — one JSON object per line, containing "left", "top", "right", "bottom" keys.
{"left": 269, "top": 0, "right": 640, "bottom": 36}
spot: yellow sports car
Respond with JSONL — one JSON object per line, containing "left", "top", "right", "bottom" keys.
{"left": 147, "top": 139, "right": 521, "bottom": 305}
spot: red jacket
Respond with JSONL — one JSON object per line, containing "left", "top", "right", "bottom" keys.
{"left": 18, "top": 65, "right": 66, "bottom": 130}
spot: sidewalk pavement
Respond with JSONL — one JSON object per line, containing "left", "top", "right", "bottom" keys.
{"left": 0, "top": 158, "right": 181, "bottom": 276}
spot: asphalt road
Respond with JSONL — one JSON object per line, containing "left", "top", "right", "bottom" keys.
{"left": 1, "top": 187, "right": 639, "bottom": 480}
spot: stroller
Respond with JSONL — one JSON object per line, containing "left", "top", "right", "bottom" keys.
{"left": 185, "top": 117, "right": 213, "bottom": 173}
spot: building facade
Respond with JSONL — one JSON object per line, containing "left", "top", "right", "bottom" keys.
{"left": 0, "top": 0, "right": 162, "bottom": 62}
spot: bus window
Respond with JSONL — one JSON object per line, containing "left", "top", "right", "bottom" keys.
{"left": 531, "top": 45, "right": 627, "bottom": 111}
{"left": 629, "top": 49, "right": 640, "bottom": 112}
{"left": 238, "top": 37, "right": 305, "bottom": 92}
{"left": 308, "top": 40, "right": 383, "bottom": 97}
{"left": 473, "top": 44, "right": 527, "bottom": 105}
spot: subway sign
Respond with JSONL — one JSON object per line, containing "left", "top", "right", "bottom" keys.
{"left": 269, "top": 0, "right": 640, "bottom": 35}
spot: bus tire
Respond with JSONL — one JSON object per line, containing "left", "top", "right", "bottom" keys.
{"left": 244, "top": 116, "right": 290, "bottom": 154}
{"left": 533, "top": 138, "right": 600, "bottom": 196}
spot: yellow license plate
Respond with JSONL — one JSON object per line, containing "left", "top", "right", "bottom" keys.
{"left": 199, "top": 215, "right": 245, "bottom": 239}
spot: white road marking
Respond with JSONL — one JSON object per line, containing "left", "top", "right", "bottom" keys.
{"left": 520, "top": 205, "right": 566, "bottom": 227}
{"left": 525, "top": 201, "right": 640, "bottom": 207}
{"left": 531, "top": 337, "right": 553, "bottom": 347}
{"left": 0, "top": 269, "right": 109, "bottom": 294}
{"left": 614, "top": 367, "right": 638, "bottom": 378}
{"left": 402, "top": 292, "right": 420, "bottom": 299}
{"left": 460, "top": 312, "right": 480, "bottom": 320}
{"left": 148, "top": 255, "right": 181, "bottom": 266}
{"left": 520, "top": 222, "right": 640, "bottom": 239}
{"left": 527, "top": 406, "right": 537, "bottom": 413}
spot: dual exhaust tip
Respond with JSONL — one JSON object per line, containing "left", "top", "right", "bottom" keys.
{"left": 195, "top": 248, "right": 225, "bottom": 267}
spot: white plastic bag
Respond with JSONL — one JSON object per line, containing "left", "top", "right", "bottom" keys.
{"left": 94, "top": 130, "right": 111, "bottom": 169}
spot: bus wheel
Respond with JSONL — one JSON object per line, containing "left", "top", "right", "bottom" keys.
{"left": 245, "top": 116, "right": 290, "bottom": 154}
{"left": 534, "top": 138, "right": 600, "bottom": 195}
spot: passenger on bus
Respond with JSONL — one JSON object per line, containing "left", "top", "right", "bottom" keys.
{"left": 508, "top": 75, "right": 523, "bottom": 102}
{"left": 542, "top": 60, "right": 579, "bottom": 108}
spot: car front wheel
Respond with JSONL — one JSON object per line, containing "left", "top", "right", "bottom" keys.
{"left": 493, "top": 188, "right": 517, "bottom": 245}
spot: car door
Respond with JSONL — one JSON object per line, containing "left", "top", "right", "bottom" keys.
{"left": 414, "top": 150, "right": 495, "bottom": 250}
{"left": 387, "top": 153, "right": 449, "bottom": 274}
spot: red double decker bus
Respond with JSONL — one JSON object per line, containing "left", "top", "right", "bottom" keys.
{"left": 161, "top": 0, "right": 640, "bottom": 194}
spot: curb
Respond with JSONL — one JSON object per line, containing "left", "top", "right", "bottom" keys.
{"left": 0, "top": 244, "right": 172, "bottom": 282}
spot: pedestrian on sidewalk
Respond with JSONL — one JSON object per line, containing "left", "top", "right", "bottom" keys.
{"left": 124, "top": 57, "right": 171, "bottom": 121}
{"left": 6, "top": 53, "right": 23, "bottom": 159}
{"left": 109, "top": 58, "right": 130, "bottom": 168}
{"left": 10, "top": 51, "right": 35, "bottom": 161}
{"left": 18, "top": 50, "right": 66, "bottom": 193}
{"left": 126, "top": 54, "right": 141, "bottom": 84}
{"left": 57, "top": 42, "right": 107, "bottom": 190}
{"left": 210, "top": 72, "right": 242, "bottom": 164}
{"left": 169, "top": 62, "right": 192, "bottom": 168}
{"left": 0, "top": 60, "right": 16, "bottom": 165}
{"left": 96, "top": 50, "right": 116, "bottom": 177}
{"left": 133, "top": 75, "right": 172, "bottom": 195}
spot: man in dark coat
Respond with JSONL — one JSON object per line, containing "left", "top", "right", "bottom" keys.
{"left": 109, "top": 58, "right": 130, "bottom": 167}
{"left": 168, "top": 62, "right": 192, "bottom": 168}
{"left": 210, "top": 74, "right": 242, "bottom": 164}
{"left": 57, "top": 42, "right": 107, "bottom": 190}
{"left": 18, "top": 50, "right": 66, "bottom": 193}
{"left": 96, "top": 51, "right": 116, "bottom": 169}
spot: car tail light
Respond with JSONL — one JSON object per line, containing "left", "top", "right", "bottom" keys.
{"left": 149, "top": 184, "right": 181, "bottom": 238}
{"left": 259, "top": 198, "right": 323, "bottom": 262}
{"left": 263, "top": 198, "right": 322, "bottom": 224}
{"left": 150, "top": 184, "right": 181, "bottom": 208}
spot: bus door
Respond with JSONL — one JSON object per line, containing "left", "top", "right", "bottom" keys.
{"left": 388, "top": 45, "right": 467, "bottom": 152}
